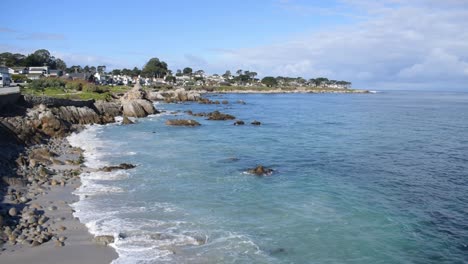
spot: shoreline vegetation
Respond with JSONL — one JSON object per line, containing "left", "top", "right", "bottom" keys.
{"left": 18, "top": 77, "right": 369, "bottom": 102}
{"left": 0, "top": 83, "right": 371, "bottom": 263}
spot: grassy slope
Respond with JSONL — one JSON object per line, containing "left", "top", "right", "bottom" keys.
{"left": 21, "top": 85, "right": 132, "bottom": 101}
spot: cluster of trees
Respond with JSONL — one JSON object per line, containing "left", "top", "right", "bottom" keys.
{"left": 261, "top": 76, "right": 351, "bottom": 88}
{"left": 0, "top": 49, "right": 67, "bottom": 70}
{"left": 110, "top": 57, "right": 169, "bottom": 79}
{"left": 1, "top": 49, "right": 352, "bottom": 88}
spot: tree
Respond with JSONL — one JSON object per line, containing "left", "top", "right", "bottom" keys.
{"left": 112, "top": 69, "right": 121, "bottom": 75}
{"left": 121, "top": 68, "right": 132, "bottom": 76}
{"left": 176, "top": 69, "right": 182, "bottom": 76}
{"left": 182, "top": 67, "right": 193, "bottom": 76}
{"left": 142, "top": 58, "right": 168, "bottom": 78}
{"left": 222, "top": 70, "right": 231, "bottom": 79}
{"left": 97, "top": 65, "right": 106, "bottom": 74}
{"left": 236, "top": 69, "right": 243, "bottom": 76}
{"left": 55, "top": 58, "right": 67, "bottom": 70}
{"left": 315, "top": 77, "right": 329, "bottom": 86}
{"left": 261, "top": 76, "right": 278, "bottom": 87}
{"left": 132, "top": 67, "right": 141, "bottom": 76}
{"left": 165, "top": 75, "right": 176, "bottom": 83}
{"left": 194, "top": 69, "right": 205, "bottom": 76}
{"left": 249, "top": 72, "right": 257, "bottom": 82}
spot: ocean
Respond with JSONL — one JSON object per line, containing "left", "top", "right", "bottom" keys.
{"left": 68, "top": 91, "right": 468, "bottom": 264}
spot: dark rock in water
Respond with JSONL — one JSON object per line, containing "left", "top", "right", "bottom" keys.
{"left": 165, "top": 119, "right": 201, "bottom": 126}
{"left": 237, "top": 100, "right": 246, "bottom": 105}
{"left": 207, "top": 111, "right": 235, "bottom": 121}
{"left": 233, "top": 120, "right": 245, "bottom": 126}
{"left": 247, "top": 165, "right": 274, "bottom": 176}
{"left": 251, "top": 120, "right": 261, "bottom": 126}
{"left": 101, "top": 163, "right": 136, "bottom": 172}
{"left": 121, "top": 116, "right": 134, "bottom": 125}
{"left": 94, "top": 235, "right": 114, "bottom": 246}
{"left": 221, "top": 100, "right": 229, "bottom": 104}
{"left": 219, "top": 157, "right": 240, "bottom": 163}
{"left": 118, "top": 233, "right": 127, "bottom": 239}
{"left": 270, "top": 248, "right": 287, "bottom": 255}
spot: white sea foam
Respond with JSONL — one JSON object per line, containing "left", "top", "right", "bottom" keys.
{"left": 68, "top": 122, "right": 271, "bottom": 264}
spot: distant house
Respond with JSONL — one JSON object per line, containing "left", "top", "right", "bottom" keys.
{"left": 49, "top": 70, "right": 63, "bottom": 77}
{"left": 27, "top": 66, "right": 49, "bottom": 80}
{"left": 65, "top": 72, "right": 91, "bottom": 81}
{"left": 9, "top": 67, "right": 29, "bottom": 75}
{"left": 28, "top": 66, "right": 49, "bottom": 75}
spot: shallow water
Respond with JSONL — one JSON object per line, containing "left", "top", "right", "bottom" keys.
{"left": 69, "top": 91, "right": 468, "bottom": 264}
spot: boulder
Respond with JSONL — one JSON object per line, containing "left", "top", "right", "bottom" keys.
{"left": 93, "top": 101, "right": 122, "bottom": 117}
{"left": 165, "top": 119, "right": 201, "bottom": 126}
{"left": 234, "top": 120, "right": 245, "bottom": 126}
{"left": 207, "top": 111, "right": 235, "bottom": 121}
{"left": 122, "top": 99, "right": 156, "bottom": 118}
{"left": 121, "top": 116, "right": 134, "bottom": 125}
{"left": 29, "top": 148, "right": 57, "bottom": 165}
{"left": 251, "top": 120, "right": 261, "bottom": 126}
{"left": 100, "top": 163, "right": 136, "bottom": 172}
{"left": 121, "top": 83, "right": 157, "bottom": 118}
{"left": 8, "top": 207, "right": 18, "bottom": 217}
{"left": 247, "top": 165, "right": 274, "bottom": 176}
{"left": 94, "top": 235, "right": 115, "bottom": 246}
{"left": 149, "top": 88, "right": 201, "bottom": 102}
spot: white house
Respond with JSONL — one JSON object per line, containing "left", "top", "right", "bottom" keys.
{"left": 28, "top": 66, "right": 49, "bottom": 75}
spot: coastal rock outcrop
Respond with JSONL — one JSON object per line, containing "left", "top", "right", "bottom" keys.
{"left": 207, "top": 111, "right": 236, "bottom": 121}
{"left": 121, "top": 116, "right": 134, "bottom": 125}
{"left": 121, "top": 83, "right": 157, "bottom": 118}
{"left": 149, "top": 88, "right": 201, "bottom": 102}
{"left": 165, "top": 119, "right": 201, "bottom": 126}
{"left": 100, "top": 163, "right": 136, "bottom": 172}
{"left": 251, "top": 120, "right": 261, "bottom": 126}
{"left": 247, "top": 165, "right": 274, "bottom": 176}
{"left": 93, "top": 101, "right": 122, "bottom": 116}
{"left": 93, "top": 235, "right": 115, "bottom": 246}
{"left": 234, "top": 120, "right": 245, "bottom": 126}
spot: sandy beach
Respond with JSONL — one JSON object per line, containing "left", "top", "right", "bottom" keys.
{"left": 0, "top": 139, "right": 118, "bottom": 264}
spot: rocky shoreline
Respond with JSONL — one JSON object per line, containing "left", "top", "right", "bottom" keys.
{"left": 0, "top": 85, "right": 370, "bottom": 263}
{"left": 0, "top": 83, "right": 158, "bottom": 263}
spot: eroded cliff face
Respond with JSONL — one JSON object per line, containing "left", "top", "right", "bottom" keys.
{"left": 0, "top": 92, "right": 158, "bottom": 184}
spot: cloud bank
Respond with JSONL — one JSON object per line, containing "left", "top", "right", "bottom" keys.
{"left": 208, "top": 0, "right": 468, "bottom": 90}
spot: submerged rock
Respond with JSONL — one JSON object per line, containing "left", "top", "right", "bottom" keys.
{"left": 247, "top": 165, "right": 274, "bottom": 176}
{"left": 121, "top": 116, "right": 134, "bottom": 125}
{"left": 165, "top": 119, "right": 201, "bottom": 127}
{"left": 251, "top": 120, "right": 261, "bottom": 126}
{"left": 100, "top": 163, "right": 136, "bottom": 172}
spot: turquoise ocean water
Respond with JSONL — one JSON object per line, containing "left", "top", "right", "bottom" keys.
{"left": 69, "top": 91, "right": 468, "bottom": 264}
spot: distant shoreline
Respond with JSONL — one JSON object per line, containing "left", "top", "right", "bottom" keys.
{"left": 204, "top": 88, "right": 370, "bottom": 94}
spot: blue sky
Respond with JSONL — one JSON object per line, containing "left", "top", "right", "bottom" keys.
{"left": 1, "top": 0, "right": 468, "bottom": 90}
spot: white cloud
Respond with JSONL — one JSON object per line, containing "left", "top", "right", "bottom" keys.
{"left": 207, "top": 1, "right": 468, "bottom": 90}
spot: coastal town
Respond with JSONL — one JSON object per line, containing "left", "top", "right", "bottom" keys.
{"left": 1, "top": 49, "right": 352, "bottom": 90}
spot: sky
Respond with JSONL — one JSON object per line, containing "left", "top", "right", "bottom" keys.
{"left": 1, "top": 0, "right": 468, "bottom": 90}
